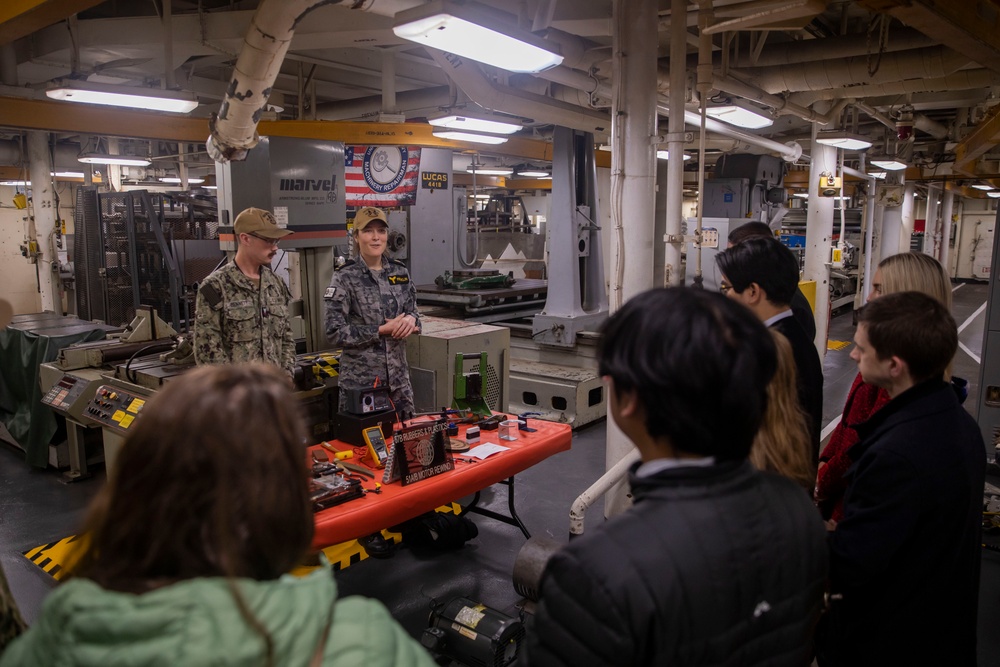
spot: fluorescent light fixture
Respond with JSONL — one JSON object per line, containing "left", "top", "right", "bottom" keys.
{"left": 78, "top": 153, "right": 152, "bottom": 167}
{"left": 428, "top": 112, "right": 522, "bottom": 135}
{"left": 52, "top": 171, "right": 85, "bottom": 178}
{"left": 46, "top": 80, "right": 198, "bottom": 113}
{"left": 656, "top": 150, "right": 692, "bottom": 161}
{"left": 433, "top": 129, "right": 509, "bottom": 145}
{"left": 972, "top": 184, "right": 994, "bottom": 191}
{"left": 868, "top": 171, "right": 887, "bottom": 180}
{"left": 203, "top": 185, "right": 218, "bottom": 190}
{"left": 988, "top": 192, "right": 1000, "bottom": 198}
{"left": 159, "top": 177, "right": 205, "bottom": 184}
{"left": 705, "top": 102, "right": 773, "bottom": 129}
{"left": 467, "top": 166, "right": 514, "bottom": 176}
{"left": 516, "top": 169, "right": 551, "bottom": 178}
{"left": 473, "top": 194, "right": 492, "bottom": 200}
{"left": 393, "top": 0, "right": 563, "bottom": 73}
{"left": 1, "top": 180, "right": 29, "bottom": 186}
{"left": 815, "top": 131, "right": 873, "bottom": 151}
{"left": 869, "top": 157, "right": 908, "bottom": 170}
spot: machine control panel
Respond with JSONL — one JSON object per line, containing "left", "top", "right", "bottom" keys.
{"left": 84, "top": 385, "right": 148, "bottom": 435}
{"left": 40, "top": 372, "right": 104, "bottom": 424}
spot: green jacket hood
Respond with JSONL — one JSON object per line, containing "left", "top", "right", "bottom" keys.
{"left": 1, "top": 566, "right": 436, "bottom": 667}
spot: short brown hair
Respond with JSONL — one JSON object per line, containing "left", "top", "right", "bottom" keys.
{"left": 72, "top": 363, "right": 313, "bottom": 592}
{"left": 858, "top": 291, "right": 957, "bottom": 383}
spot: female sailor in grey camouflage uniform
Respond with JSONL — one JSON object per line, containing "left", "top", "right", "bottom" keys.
{"left": 325, "top": 207, "right": 420, "bottom": 420}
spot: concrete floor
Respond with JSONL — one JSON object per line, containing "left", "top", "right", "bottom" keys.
{"left": 1, "top": 281, "right": 998, "bottom": 664}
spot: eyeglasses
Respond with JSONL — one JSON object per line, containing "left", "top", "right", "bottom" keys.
{"left": 719, "top": 282, "right": 733, "bottom": 295}
{"left": 249, "top": 233, "right": 280, "bottom": 246}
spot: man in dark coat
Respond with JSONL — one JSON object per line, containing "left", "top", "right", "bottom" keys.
{"left": 716, "top": 237, "right": 824, "bottom": 461}
{"left": 524, "top": 288, "right": 828, "bottom": 667}
{"left": 816, "top": 292, "right": 985, "bottom": 667}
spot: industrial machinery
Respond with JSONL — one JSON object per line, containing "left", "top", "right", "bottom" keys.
{"left": 406, "top": 317, "right": 509, "bottom": 416}
{"left": 423, "top": 597, "right": 524, "bottom": 667}
{"left": 435, "top": 269, "right": 516, "bottom": 290}
{"left": 38, "top": 306, "right": 177, "bottom": 480}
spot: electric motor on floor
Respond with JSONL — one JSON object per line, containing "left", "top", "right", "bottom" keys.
{"left": 422, "top": 597, "right": 524, "bottom": 667}
{"left": 511, "top": 536, "right": 561, "bottom": 601}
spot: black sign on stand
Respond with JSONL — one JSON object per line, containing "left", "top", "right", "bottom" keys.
{"left": 421, "top": 171, "right": 449, "bottom": 190}
{"left": 384, "top": 421, "right": 454, "bottom": 485}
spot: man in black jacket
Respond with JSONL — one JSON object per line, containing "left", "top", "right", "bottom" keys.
{"left": 716, "top": 237, "right": 824, "bottom": 461}
{"left": 817, "top": 292, "right": 985, "bottom": 667}
{"left": 524, "top": 288, "right": 828, "bottom": 667}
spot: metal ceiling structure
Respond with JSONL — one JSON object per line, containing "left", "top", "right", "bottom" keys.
{"left": 0, "top": 0, "right": 998, "bottom": 186}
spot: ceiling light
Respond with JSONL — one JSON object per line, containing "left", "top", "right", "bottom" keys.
{"left": 393, "top": 0, "right": 563, "bottom": 73}
{"left": 46, "top": 80, "right": 198, "bottom": 113}
{"left": 869, "top": 157, "right": 908, "bottom": 171}
{"left": 972, "top": 184, "right": 994, "bottom": 191}
{"left": 473, "top": 194, "right": 492, "bottom": 200}
{"left": 705, "top": 101, "right": 773, "bottom": 129}
{"left": 203, "top": 185, "right": 218, "bottom": 190}
{"left": 78, "top": 153, "right": 152, "bottom": 167}
{"left": 792, "top": 192, "right": 809, "bottom": 198}
{"left": 159, "top": 177, "right": 205, "bottom": 184}
{"left": 793, "top": 193, "right": 851, "bottom": 200}
{"left": 428, "top": 111, "right": 522, "bottom": 135}
{"left": 868, "top": 171, "right": 887, "bottom": 179}
{"left": 656, "top": 150, "right": 692, "bottom": 161}
{"left": 1, "top": 180, "right": 30, "bottom": 186}
{"left": 433, "top": 129, "right": 509, "bottom": 145}
{"left": 52, "top": 171, "right": 84, "bottom": 178}
{"left": 515, "top": 168, "right": 551, "bottom": 177}
{"left": 988, "top": 192, "right": 1000, "bottom": 199}
{"left": 815, "top": 131, "right": 873, "bottom": 151}
{"left": 467, "top": 166, "right": 514, "bottom": 176}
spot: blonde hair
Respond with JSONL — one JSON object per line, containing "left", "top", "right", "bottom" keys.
{"left": 750, "top": 330, "right": 815, "bottom": 490}
{"left": 876, "top": 252, "right": 953, "bottom": 378}
{"left": 878, "top": 252, "right": 952, "bottom": 310}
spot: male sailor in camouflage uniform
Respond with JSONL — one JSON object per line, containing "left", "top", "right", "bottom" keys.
{"left": 325, "top": 206, "right": 420, "bottom": 420}
{"left": 194, "top": 207, "right": 296, "bottom": 377}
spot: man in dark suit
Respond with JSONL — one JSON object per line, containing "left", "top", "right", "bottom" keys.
{"left": 716, "top": 237, "right": 824, "bottom": 460}
{"left": 727, "top": 221, "right": 816, "bottom": 342}
{"left": 816, "top": 292, "right": 985, "bottom": 666}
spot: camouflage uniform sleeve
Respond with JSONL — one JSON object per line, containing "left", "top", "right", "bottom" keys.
{"left": 193, "top": 274, "right": 227, "bottom": 365}
{"left": 324, "top": 267, "right": 380, "bottom": 349}
{"left": 277, "top": 277, "right": 296, "bottom": 376}
{"left": 402, "top": 268, "right": 421, "bottom": 331}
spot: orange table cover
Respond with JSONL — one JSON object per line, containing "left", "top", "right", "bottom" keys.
{"left": 310, "top": 419, "right": 572, "bottom": 549}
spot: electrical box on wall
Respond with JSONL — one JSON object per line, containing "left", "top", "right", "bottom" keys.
{"left": 818, "top": 174, "right": 842, "bottom": 197}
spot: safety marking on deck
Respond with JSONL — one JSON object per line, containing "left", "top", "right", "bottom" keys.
{"left": 293, "top": 502, "right": 464, "bottom": 576}
{"left": 827, "top": 340, "right": 852, "bottom": 351}
{"left": 25, "top": 503, "right": 464, "bottom": 581}
{"left": 22, "top": 534, "right": 87, "bottom": 581}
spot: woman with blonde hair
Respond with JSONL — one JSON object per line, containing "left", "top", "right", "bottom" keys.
{"left": 815, "top": 252, "right": 955, "bottom": 522}
{"left": 1, "top": 363, "right": 435, "bottom": 667}
{"left": 751, "top": 329, "right": 816, "bottom": 492}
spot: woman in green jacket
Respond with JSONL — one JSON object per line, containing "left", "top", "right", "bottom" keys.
{"left": 0, "top": 363, "right": 436, "bottom": 667}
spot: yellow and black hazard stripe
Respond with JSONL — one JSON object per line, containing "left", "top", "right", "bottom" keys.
{"left": 23, "top": 534, "right": 88, "bottom": 581}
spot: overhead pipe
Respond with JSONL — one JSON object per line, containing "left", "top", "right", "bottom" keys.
{"left": 748, "top": 46, "right": 970, "bottom": 94}
{"left": 790, "top": 69, "right": 1000, "bottom": 104}
{"left": 713, "top": 74, "right": 850, "bottom": 125}
{"left": 692, "top": 0, "right": 714, "bottom": 285}
{"left": 27, "top": 132, "right": 63, "bottom": 314}
{"left": 427, "top": 50, "right": 612, "bottom": 137}
{"left": 742, "top": 27, "right": 934, "bottom": 68}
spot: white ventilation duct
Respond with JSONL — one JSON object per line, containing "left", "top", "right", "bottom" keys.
{"left": 207, "top": 0, "right": 425, "bottom": 162}
{"left": 748, "top": 46, "right": 971, "bottom": 94}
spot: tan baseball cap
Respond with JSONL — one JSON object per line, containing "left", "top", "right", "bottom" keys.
{"left": 353, "top": 206, "right": 388, "bottom": 232}
{"left": 234, "top": 207, "right": 293, "bottom": 239}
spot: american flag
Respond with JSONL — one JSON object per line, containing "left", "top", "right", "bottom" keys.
{"left": 344, "top": 145, "right": 421, "bottom": 207}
